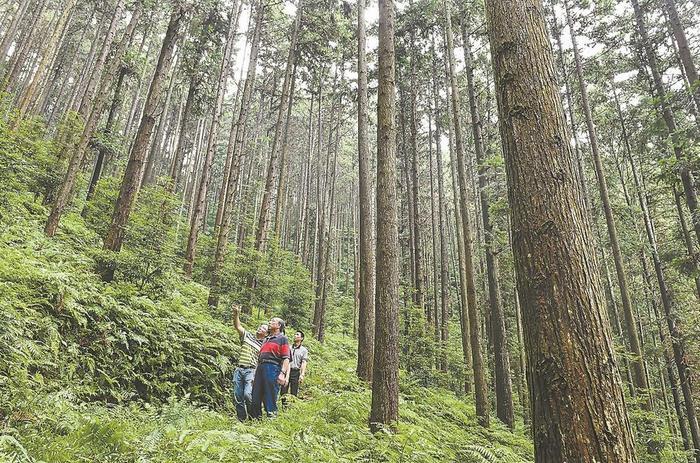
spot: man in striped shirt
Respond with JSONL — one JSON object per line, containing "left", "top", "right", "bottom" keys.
{"left": 232, "top": 305, "right": 268, "bottom": 421}
{"left": 250, "top": 317, "right": 291, "bottom": 419}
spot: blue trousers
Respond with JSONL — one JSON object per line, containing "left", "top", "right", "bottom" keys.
{"left": 233, "top": 366, "right": 255, "bottom": 421}
{"left": 251, "top": 362, "right": 281, "bottom": 418}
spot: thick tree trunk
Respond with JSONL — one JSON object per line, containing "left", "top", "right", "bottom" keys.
{"left": 484, "top": 0, "right": 638, "bottom": 459}
{"left": 356, "top": 0, "right": 375, "bottom": 383}
{"left": 101, "top": 6, "right": 185, "bottom": 279}
{"left": 369, "top": 0, "right": 399, "bottom": 432}
{"left": 443, "top": 1, "right": 489, "bottom": 427}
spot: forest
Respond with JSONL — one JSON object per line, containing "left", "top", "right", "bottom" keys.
{"left": 0, "top": 0, "right": 698, "bottom": 460}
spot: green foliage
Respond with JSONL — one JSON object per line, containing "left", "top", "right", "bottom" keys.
{"left": 85, "top": 177, "right": 181, "bottom": 295}
{"left": 0, "top": 98, "right": 76, "bottom": 213}
{"left": 212, "top": 238, "right": 314, "bottom": 328}
{"left": 0, "top": 213, "right": 237, "bottom": 410}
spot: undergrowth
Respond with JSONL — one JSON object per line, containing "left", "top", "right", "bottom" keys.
{"left": 0, "top": 211, "right": 533, "bottom": 462}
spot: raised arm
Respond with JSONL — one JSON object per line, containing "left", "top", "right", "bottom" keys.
{"left": 231, "top": 305, "right": 245, "bottom": 337}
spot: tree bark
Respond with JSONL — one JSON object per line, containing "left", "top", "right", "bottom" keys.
{"left": 101, "top": 6, "right": 186, "bottom": 279}
{"left": 484, "top": 0, "right": 638, "bottom": 458}
{"left": 369, "top": 0, "right": 399, "bottom": 432}
{"left": 356, "top": 0, "right": 375, "bottom": 383}
{"left": 443, "top": 1, "right": 489, "bottom": 426}
{"left": 461, "top": 18, "right": 514, "bottom": 429}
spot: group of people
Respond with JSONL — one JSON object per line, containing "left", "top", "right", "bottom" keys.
{"left": 231, "top": 305, "right": 309, "bottom": 421}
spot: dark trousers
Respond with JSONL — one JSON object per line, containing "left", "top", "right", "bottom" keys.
{"left": 281, "top": 368, "right": 301, "bottom": 397}
{"left": 250, "top": 362, "right": 281, "bottom": 418}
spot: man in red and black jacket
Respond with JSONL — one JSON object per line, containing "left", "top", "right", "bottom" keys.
{"left": 250, "top": 317, "right": 291, "bottom": 418}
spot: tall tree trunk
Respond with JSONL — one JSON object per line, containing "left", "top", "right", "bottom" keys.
{"left": 185, "top": 2, "right": 240, "bottom": 284}
{"left": 630, "top": 0, "right": 700, "bottom": 246}
{"left": 16, "top": 0, "right": 78, "bottom": 118}
{"left": 356, "top": 0, "right": 375, "bottom": 383}
{"left": 315, "top": 123, "right": 341, "bottom": 342}
{"left": 369, "top": 0, "right": 399, "bottom": 432}
{"left": 253, "top": 0, "right": 303, "bottom": 252}
{"left": 612, "top": 85, "right": 700, "bottom": 460}
{"left": 563, "top": 0, "right": 650, "bottom": 405}
{"left": 206, "top": 0, "right": 264, "bottom": 292}
{"left": 461, "top": 18, "right": 514, "bottom": 429}
{"left": 272, "top": 68, "right": 298, "bottom": 239}
{"left": 406, "top": 0, "right": 424, "bottom": 314}
{"left": 0, "top": 0, "right": 31, "bottom": 65}
{"left": 77, "top": 0, "right": 126, "bottom": 120}
{"left": 3, "top": 0, "right": 46, "bottom": 90}
{"left": 101, "top": 6, "right": 185, "bottom": 279}
{"left": 484, "top": 0, "right": 638, "bottom": 459}
{"left": 434, "top": 86, "right": 450, "bottom": 375}
{"left": 188, "top": 0, "right": 240, "bottom": 303}
{"left": 84, "top": 66, "right": 130, "bottom": 204}
{"left": 45, "top": 5, "right": 142, "bottom": 237}
{"left": 662, "top": 0, "right": 699, "bottom": 114}
{"left": 673, "top": 186, "right": 700, "bottom": 301}
{"left": 428, "top": 110, "right": 442, "bottom": 367}
{"left": 143, "top": 55, "right": 179, "bottom": 186}
{"left": 440, "top": 35, "right": 472, "bottom": 392}
{"left": 443, "top": 0, "right": 489, "bottom": 427}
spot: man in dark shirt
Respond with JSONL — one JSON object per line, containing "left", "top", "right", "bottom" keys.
{"left": 250, "top": 317, "right": 291, "bottom": 418}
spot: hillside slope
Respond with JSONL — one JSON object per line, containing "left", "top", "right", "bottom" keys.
{"left": 0, "top": 213, "right": 532, "bottom": 463}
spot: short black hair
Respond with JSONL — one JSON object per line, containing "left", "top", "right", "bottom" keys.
{"left": 296, "top": 330, "right": 304, "bottom": 340}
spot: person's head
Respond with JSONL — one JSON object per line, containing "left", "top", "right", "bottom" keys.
{"left": 268, "top": 317, "right": 285, "bottom": 335}
{"left": 293, "top": 331, "right": 304, "bottom": 344}
{"left": 256, "top": 323, "right": 269, "bottom": 339}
